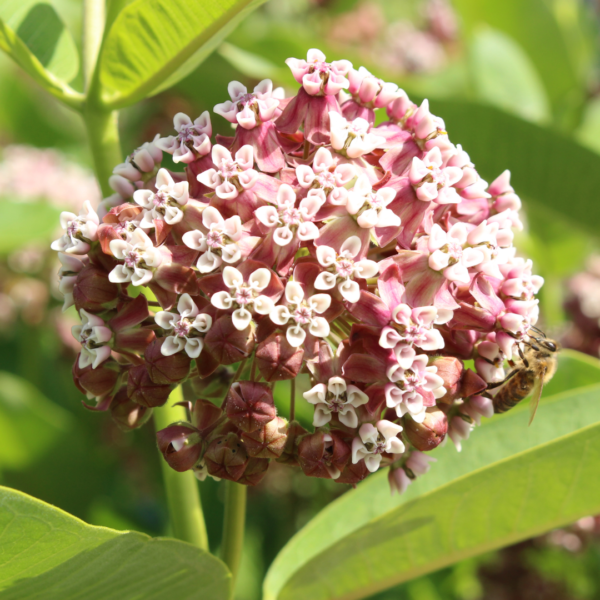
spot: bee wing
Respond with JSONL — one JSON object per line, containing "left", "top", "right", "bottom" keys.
{"left": 528, "top": 366, "right": 546, "bottom": 426}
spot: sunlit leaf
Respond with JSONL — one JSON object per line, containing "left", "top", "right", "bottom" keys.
{"left": 264, "top": 351, "right": 600, "bottom": 600}
{"left": 0, "top": 486, "right": 232, "bottom": 599}
{"left": 97, "top": 0, "right": 267, "bottom": 109}
{"left": 0, "top": 372, "right": 72, "bottom": 471}
{"left": 468, "top": 28, "right": 550, "bottom": 123}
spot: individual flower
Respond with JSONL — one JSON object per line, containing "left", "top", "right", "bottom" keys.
{"left": 427, "top": 223, "right": 485, "bottom": 284}
{"left": 154, "top": 293, "right": 212, "bottom": 358}
{"left": 329, "top": 112, "right": 386, "bottom": 158}
{"left": 388, "top": 451, "right": 437, "bottom": 495}
{"left": 303, "top": 376, "right": 368, "bottom": 428}
{"left": 156, "top": 112, "right": 212, "bottom": 163}
{"left": 255, "top": 184, "right": 321, "bottom": 246}
{"left": 72, "top": 309, "right": 113, "bottom": 369}
{"left": 182, "top": 206, "right": 245, "bottom": 273}
{"left": 409, "top": 147, "right": 462, "bottom": 203}
{"left": 270, "top": 281, "right": 331, "bottom": 347}
{"left": 214, "top": 80, "right": 283, "bottom": 129}
{"left": 343, "top": 66, "right": 402, "bottom": 122}
{"left": 295, "top": 147, "right": 355, "bottom": 205}
{"left": 133, "top": 168, "right": 189, "bottom": 228}
{"left": 346, "top": 175, "right": 399, "bottom": 229}
{"left": 108, "top": 228, "right": 163, "bottom": 286}
{"left": 315, "top": 236, "right": 378, "bottom": 303}
{"left": 57, "top": 253, "right": 84, "bottom": 311}
{"left": 51, "top": 201, "right": 99, "bottom": 254}
{"left": 351, "top": 420, "right": 405, "bottom": 472}
{"left": 198, "top": 145, "right": 257, "bottom": 200}
{"left": 286, "top": 49, "right": 351, "bottom": 96}
{"left": 379, "top": 304, "right": 447, "bottom": 352}
{"left": 211, "top": 266, "right": 275, "bottom": 330}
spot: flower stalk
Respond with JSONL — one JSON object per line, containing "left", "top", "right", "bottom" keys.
{"left": 221, "top": 481, "right": 247, "bottom": 587}
{"left": 153, "top": 386, "right": 209, "bottom": 551}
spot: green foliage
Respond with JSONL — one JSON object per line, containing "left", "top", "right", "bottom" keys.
{"left": 0, "top": 0, "right": 81, "bottom": 107}
{"left": 0, "top": 486, "right": 232, "bottom": 599}
{"left": 0, "top": 372, "right": 72, "bottom": 471}
{"left": 0, "top": 201, "right": 62, "bottom": 254}
{"left": 264, "top": 351, "right": 600, "bottom": 600}
{"left": 96, "top": 0, "right": 267, "bottom": 109}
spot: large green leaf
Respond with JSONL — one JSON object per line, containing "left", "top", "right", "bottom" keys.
{"left": 0, "top": 1, "right": 81, "bottom": 108}
{"left": 0, "top": 372, "right": 72, "bottom": 471}
{"left": 0, "top": 200, "right": 61, "bottom": 254}
{"left": 96, "top": 0, "right": 267, "bottom": 109}
{"left": 427, "top": 100, "right": 600, "bottom": 236}
{"left": 264, "top": 350, "right": 600, "bottom": 600}
{"left": 0, "top": 486, "right": 232, "bottom": 599}
{"left": 468, "top": 28, "right": 550, "bottom": 123}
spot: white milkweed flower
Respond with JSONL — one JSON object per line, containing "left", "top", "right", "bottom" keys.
{"left": 108, "top": 228, "right": 163, "bottom": 287}
{"left": 352, "top": 420, "right": 405, "bottom": 473}
{"left": 51, "top": 201, "right": 99, "bottom": 255}
{"left": 72, "top": 309, "right": 113, "bottom": 369}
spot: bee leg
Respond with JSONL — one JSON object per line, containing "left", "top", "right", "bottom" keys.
{"left": 518, "top": 345, "right": 529, "bottom": 368}
{"left": 486, "top": 368, "right": 520, "bottom": 390}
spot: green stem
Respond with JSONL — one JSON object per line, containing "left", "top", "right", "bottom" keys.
{"left": 153, "top": 387, "right": 209, "bottom": 551}
{"left": 82, "top": 0, "right": 105, "bottom": 91}
{"left": 221, "top": 481, "right": 247, "bottom": 585}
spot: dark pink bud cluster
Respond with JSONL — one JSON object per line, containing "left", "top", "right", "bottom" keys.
{"left": 51, "top": 49, "right": 544, "bottom": 491}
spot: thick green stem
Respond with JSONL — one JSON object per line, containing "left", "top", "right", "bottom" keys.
{"left": 154, "top": 387, "right": 209, "bottom": 551}
{"left": 84, "top": 107, "right": 122, "bottom": 195}
{"left": 83, "top": 0, "right": 105, "bottom": 90}
{"left": 221, "top": 481, "right": 247, "bottom": 585}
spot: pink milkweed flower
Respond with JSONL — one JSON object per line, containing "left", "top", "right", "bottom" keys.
{"left": 475, "top": 339, "right": 506, "bottom": 383}
{"left": 315, "top": 236, "right": 378, "bottom": 303}
{"left": 379, "top": 304, "right": 448, "bottom": 352}
{"left": 295, "top": 147, "right": 355, "bottom": 206}
{"left": 409, "top": 147, "right": 462, "bottom": 203}
{"left": 346, "top": 175, "right": 399, "bottom": 229}
{"left": 329, "top": 112, "right": 386, "bottom": 158}
{"left": 211, "top": 266, "right": 276, "bottom": 331}
{"left": 155, "top": 293, "right": 212, "bottom": 358}
{"left": 303, "top": 376, "right": 369, "bottom": 428}
{"left": 214, "top": 80, "right": 283, "bottom": 129}
{"left": 286, "top": 49, "right": 352, "bottom": 97}
{"left": 133, "top": 168, "right": 189, "bottom": 228}
{"left": 351, "top": 420, "right": 405, "bottom": 472}
{"left": 388, "top": 451, "right": 437, "bottom": 495}
{"left": 254, "top": 183, "right": 321, "bottom": 246}
{"left": 156, "top": 112, "right": 212, "bottom": 164}
{"left": 198, "top": 145, "right": 258, "bottom": 200}
{"left": 181, "top": 206, "right": 247, "bottom": 273}
{"left": 72, "top": 309, "right": 113, "bottom": 369}
{"left": 270, "top": 281, "right": 331, "bottom": 347}
{"left": 113, "top": 135, "right": 163, "bottom": 184}
{"left": 51, "top": 201, "right": 99, "bottom": 255}
{"left": 108, "top": 228, "right": 163, "bottom": 287}
{"left": 427, "top": 223, "right": 485, "bottom": 284}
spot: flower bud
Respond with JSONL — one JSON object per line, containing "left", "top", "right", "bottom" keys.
{"left": 190, "top": 366, "right": 232, "bottom": 400}
{"left": 226, "top": 381, "right": 276, "bottom": 433}
{"left": 156, "top": 423, "right": 202, "bottom": 472}
{"left": 72, "top": 359, "right": 120, "bottom": 398}
{"left": 236, "top": 457, "right": 270, "bottom": 486}
{"left": 204, "top": 315, "right": 255, "bottom": 365}
{"left": 388, "top": 465, "right": 411, "bottom": 495}
{"left": 144, "top": 337, "right": 191, "bottom": 385}
{"left": 430, "top": 356, "right": 463, "bottom": 404}
{"left": 191, "top": 399, "right": 223, "bottom": 433}
{"left": 298, "top": 430, "right": 351, "bottom": 480}
{"left": 403, "top": 406, "right": 448, "bottom": 451}
{"left": 255, "top": 332, "right": 304, "bottom": 381}
{"left": 73, "top": 266, "right": 119, "bottom": 312}
{"left": 127, "top": 365, "right": 173, "bottom": 407}
{"left": 460, "top": 369, "right": 487, "bottom": 399}
{"left": 276, "top": 421, "right": 307, "bottom": 467}
{"left": 110, "top": 386, "right": 153, "bottom": 430}
{"left": 204, "top": 431, "right": 248, "bottom": 481}
{"left": 336, "top": 459, "right": 369, "bottom": 486}
{"left": 242, "top": 416, "right": 288, "bottom": 458}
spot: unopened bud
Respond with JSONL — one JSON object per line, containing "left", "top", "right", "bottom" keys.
{"left": 72, "top": 359, "right": 120, "bottom": 398}
{"left": 336, "top": 459, "right": 369, "bottom": 486}
{"left": 226, "top": 381, "right": 276, "bottom": 433}
{"left": 204, "top": 431, "right": 248, "bottom": 481}
{"left": 404, "top": 406, "right": 448, "bottom": 451}
{"left": 242, "top": 416, "right": 288, "bottom": 458}
{"left": 204, "top": 315, "right": 255, "bottom": 365}
{"left": 236, "top": 457, "right": 270, "bottom": 486}
{"left": 144, "top": 337, "right": 191, "bottom": 384}
{"left": 73, "top": 266, "right": 119, "bottom": 312}
{"left": 298, "top": 431, "right": 350, "bottom": 480}
{"left": 255, "top": 332, "right": 304, "bottom": 381}
{"left": 156, "top": 423, "right": 202, "bottom": 472}
{"left": 127, "top": 365, "right": 173, "bottom": 407}
{"left": 430, "top": 356, "right": 463, "bottom": 403}
{"left": 110, "top": 386, "right": 153, "bottom": 430}
{"left": 191, "top": 399, "right": 223, "bottom": 433}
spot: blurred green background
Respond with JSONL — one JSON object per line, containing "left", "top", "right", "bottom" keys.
{"left": 1, "top": 0, "right": 600, "bottom": 598}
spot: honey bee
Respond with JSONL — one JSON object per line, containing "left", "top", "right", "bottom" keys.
{"left": 486, "top": 327, "right": 560, "bottom": 425}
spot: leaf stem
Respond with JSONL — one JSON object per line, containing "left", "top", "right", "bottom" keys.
{"left": 290, "top": 378, "right": 296, "bottom": 422}
{"left": 153, "top": 387, "right": 209, "bottom": 551}
{"left": 221, "top": 481, "right": 247, "bottom": 586}
{"left": 82, "top": 0, "right": 106, "bottom": 91}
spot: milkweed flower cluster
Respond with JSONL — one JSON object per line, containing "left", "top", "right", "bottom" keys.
{"left": 51, "top": 49, "right": 543, "bottom": 491}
